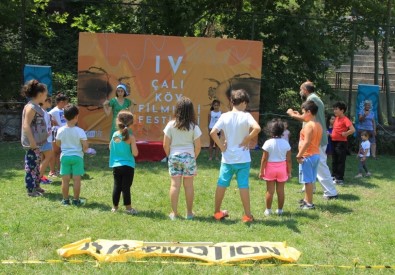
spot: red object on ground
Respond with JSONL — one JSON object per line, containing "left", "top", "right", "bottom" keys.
{"left": 135, "top": 141, "right": 167, "bottom": 162}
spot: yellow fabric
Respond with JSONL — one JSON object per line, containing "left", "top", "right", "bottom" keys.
{"left": 57, "top": 238, "right": 301, "bottom": 263}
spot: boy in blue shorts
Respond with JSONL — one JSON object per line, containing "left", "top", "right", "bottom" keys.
{"left": 56, "top": 104, "right": 89, "bottom": 206}
{"left": 210, "top": 89, "right": 261, "bottom": 222}
{"left": 296, "top": 101, "right": 322, "bottom": 210}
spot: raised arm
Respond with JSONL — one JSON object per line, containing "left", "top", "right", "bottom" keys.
{"left": 103, "top": 99, "right": 112, "bottom": 116}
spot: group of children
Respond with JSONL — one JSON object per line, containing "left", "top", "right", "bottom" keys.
{"left": 21, "top": 79, "right": 372, "bottom": 222}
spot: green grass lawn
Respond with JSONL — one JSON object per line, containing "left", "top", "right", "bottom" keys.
{"left": 0, "top": 142, "right": 394, "bottom": 274}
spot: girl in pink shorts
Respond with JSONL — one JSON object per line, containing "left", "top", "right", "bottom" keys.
{"left": 259, "top": 119, "right": 292, "bottom": 216}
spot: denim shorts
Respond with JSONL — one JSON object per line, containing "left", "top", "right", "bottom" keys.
{"left": 298, "top": 154, "right": 320, "bottom": 184}
{"left": 39, "top": 141, "right": 52, "bottom": 152}
{"left": 217, "top": 162, "right": 251, "bottom": 189}
{"left": 60, "top": 155, "right": 85, "bottom": 176}
{"left": 168, "top": 153, "right": 197, "bottom": 177}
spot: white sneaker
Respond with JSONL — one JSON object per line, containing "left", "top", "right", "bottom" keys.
{"left": 354, "top": 174, "right": 363, "bottom": 178}
{"left": 275, "top": 209, "right": 283, "bottom": 215}
{"left": 264, "top": 209, "right": 272, "bottom": 216}
{"left": 366, "top": 172, "right": 372, "bottom": 177}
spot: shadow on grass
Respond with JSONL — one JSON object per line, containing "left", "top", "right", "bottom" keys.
{"left": 317, "top": 204, "right": 353, "bottom": 214}
{"left": 337, "top": 193, "right": 360, "bottom": 201}
{"left": 132, "top": 210, "right": 169, "bottom": 220}
{"left": 343, "top": 180, "right": 378, "bottom": 189}
{"left": 247, "top": 218, "right": 302, "bottom": 233}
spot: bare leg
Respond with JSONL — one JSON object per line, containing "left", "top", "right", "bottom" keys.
{"left": 214, "top": 186, "right": 226, "bottom": 213}
{"left": 39, "top": 150, "right": 53, "bottom": 177}
{"left": 276, "top": 182, "right": 285, "bottom": 209}
{"left": 265, "top": 181, "right": 275, "bottom": 209}
{"left": 239, "top": 188, "right": 252, "bottom": 217}
{"left": 72, "top": 175, "right": 81, "bottom": 199}
{"left": 62, "top": 175, "right": 71, "bottom": 199}
{"left": 169, "top": 177, "right": 182, "bottom": 215}
{"left": 183, "top": 177, "right": 194, "bottom": 216}
{"left": 304, "top": 183, "right": 314, "bottom": 204}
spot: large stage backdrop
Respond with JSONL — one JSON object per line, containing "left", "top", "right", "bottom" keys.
{"left": 77, "top": 33, "right": 263, "bottom": 145}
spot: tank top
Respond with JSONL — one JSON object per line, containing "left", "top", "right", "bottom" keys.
{"left": 21, "top": 101, "right": 48, "bottom": 148}
{"left": 109, "top": 131, "right": 136, "bottom": 168}
{"left": 299, "top": 121, "right": 322, "bottom": 157}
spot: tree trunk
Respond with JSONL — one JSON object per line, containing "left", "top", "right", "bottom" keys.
{"left": 347, "top": 20, "right": 356, "bottom": 117}
{"left": 374, "top": 31, "right": 384, "bottom": 124}
{"left": 20, "top": 0, "right": 26, "bottom": 84}
{"left": 383, "top": 0, "right": 392, "bottom": 125}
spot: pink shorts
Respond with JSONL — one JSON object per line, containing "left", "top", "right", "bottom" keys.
{"left": 261, "top": 161, "right": 288, "bottom": 182}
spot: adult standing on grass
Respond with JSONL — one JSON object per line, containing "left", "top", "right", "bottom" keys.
{"left": 287, "top": 81, "right": 338, "bottom": 200}
{"left": 103, "top": 84, "right": 133, "bottom": 140}
{"left": 358, "top": 100, "right": 377, "bottom": 159}
{"left": 210, "top": 89, "right": 261, "bottom": 223}
{"left": 21, "top": 79, "right": 49, "bottom": 197}
{"left": 163, "top": 97, "right": 202, "bottom": 220}
{"left": 109, "top": 111, "right": 139, "bottom": 215}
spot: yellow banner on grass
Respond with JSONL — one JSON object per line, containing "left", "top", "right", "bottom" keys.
{"left": 57, "top": 238, "right": 301, "bottom": 263}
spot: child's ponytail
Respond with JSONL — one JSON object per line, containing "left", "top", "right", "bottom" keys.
{"left": 116, "top": 111, "right": 134, "bottom": 141}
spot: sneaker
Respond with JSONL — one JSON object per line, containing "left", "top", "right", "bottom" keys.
{"left": 300, "top": 203, "right": 315, "bottom": 210}
{"left": 323, "top": 195, "right": 338, "bottom": 200}
{"left": 366, "top": 172, "right": 372, "bottom": 177}
{"left": 186, "top": 213, "right": 195, "bottom": 220}
{"left": 298, "top": 199, "right": 307, "bottom": 205}
{"left": 354, "top": 174, "right": 363, "bottom": 178}
{"left": 27, "top": 191, "right": 42, "bottom": 197}
{"left": 40, "top": 176, "right": 52, "bottom": 184}
{"left": 125, "top": 208, "right": 138, "bottom": 215}
{"left": 111, "top": 208, "right": 118, "bottom": 213}
{"left": 169, "top": 212, "right": 177, "bottom": 221}
{"left": 335, "top": 180, "right": 344, "bottom": 185}
{"left": 213, "top": 210, "right": 229, "bottom": 220}
{"left": 275, "top": 209, "right": 283, "bottom": 215}
{"left": 61, "top": 199, "right": 70, "bottom": 206}
{"left": 264, "top": 209, "right": 272, "bottom": 216}
{"left": 242, "top": 215, "right": 254, "bottom": 223}
{"left": 72, "top": 199, "right": 86, "bottom": 206}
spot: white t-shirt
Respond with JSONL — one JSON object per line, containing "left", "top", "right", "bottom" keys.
{"left": 163, "top": 121, "right": 202, "bottom": 157}
{"left": 56, "top": 126, "right": 87, "bottom": 158}
{"left": 262, "top": 138, "right": 291, "bottom": 162}
{"left": 212, "top": 111, "right": 257, "bottom": 164}
{"left": 359, "top": 140, "right": 371, "bottom": 157}
{"left": 42, "top": 108, "right": 52, "bottom": 142}
{"left": 49, "top": 106, "right": 66, "bottom": 130}
{"left": 209, "top": 110, "right": 222, "bottom": 129}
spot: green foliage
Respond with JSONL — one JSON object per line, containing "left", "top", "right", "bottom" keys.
{"left": 0, "top": 0, "right": 394, "bottom": 124}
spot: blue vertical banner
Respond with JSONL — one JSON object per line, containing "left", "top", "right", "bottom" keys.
{"left": 23, "top": 65, "right": 52, "bottom": 95}
{"left": 356, "top": 84, "right": 379, "bottom": 130}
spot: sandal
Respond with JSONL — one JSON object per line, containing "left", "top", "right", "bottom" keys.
{"left": 186, "top": 213, "right": 195, "bottom": 220}
{"left": 213, "top": 210, "right": 229, "bottom": 220}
